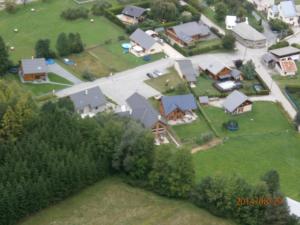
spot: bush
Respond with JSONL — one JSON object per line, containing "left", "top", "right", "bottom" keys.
{"left": 61, "top": 8, "right": 89, "bottom": 20}
{"left": 91, "top": 1, "right": 112, "bottom": 16}
{"left": 291, "top": 43, "right": 300, "bottom": 49}
{"left": 4, "top": 0, "right": 17, "bottom": 13}
{"left": 268, "top": 41, "right": 289, "bottom": 50}
{"left": 82, "top": 70, "right": 96, "bottom": 81}
{"left": 196, "top": 132, "right": 214, "bottom": 145}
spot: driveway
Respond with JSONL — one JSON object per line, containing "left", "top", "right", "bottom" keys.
{"left": 56, "top": 58, "right": 174, "bottom": 106}
{"left": 48, "top": 63, "right": 82, "bottom": 85}
{"left": 161, "top": 43, "right": 185, "bottom": 59}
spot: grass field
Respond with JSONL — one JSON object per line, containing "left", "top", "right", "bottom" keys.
{"left": 19, "top": 178, "right": 235, "bottom": 225}
{"left": 171, "top": 112, "right": 214, "bottom": 148}
{"left": 48, "top": 73, "right": 73, "bottom": 85}
{"left": 145, "top": 69, "right": 184, "bottom": 94}
{"left": 0, "top": 74, "right": 69, "bottom": 96}
{"left": 193, "top": 102, "right": 300, "bottom": 200}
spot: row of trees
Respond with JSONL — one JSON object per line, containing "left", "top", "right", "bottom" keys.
{"left": 35, "top": 32, "right": 84, "bottom": 58}
{"left": 0, "top": 36, "right": 12, "bottom": 76}
{"left": 191, "top": 171, "right": 299, "bottom": 225}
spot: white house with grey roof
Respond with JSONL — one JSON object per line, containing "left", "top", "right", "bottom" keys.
{"left": 232, "top": 22, "right": 266, "bottom": 48}
{"left": 223, "top": 90, "right": 253, "bottom": 115}
{"left": 68, "top": 86, "right": 109, "bottom": 118}
{"left": 20, "top": 58, "right": 48, "bottom": 82}
{"left": 174, "top": 59, "right": 197, "bottom": 87}
{"left": 129, "top": 28, "right": 162, "bottom": 57}
{"left": 268, "top": 0, "right": 300, "bottom": 26}
{"left": 166, "top": 21, "right": 210, "bottom": 46}
{"left": 118, "top": 5, "right": 147, "bottom": 25}
{"left": 269, "top": 46, "right": 300, "bottom": 61}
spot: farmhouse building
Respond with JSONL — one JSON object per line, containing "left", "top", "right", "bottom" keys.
{"left": 20, "top": 58, "right": 48, "bottom": 82}
{"left": 129, "top": 28, "right": 161, "bottom": 57}
{"left": 165, "top": 21, "right": 210, "bottom": 47}
{"left": 223, "top": 90, "right": 253, "bottom": 115}
{"left": 126, "top": 93, "right": 167, "bottom": 139}
{"left": 119, "top": 5, "right": 146, "bottom": 25}
{"left": 199, "top": 59, "right": 236, "bottom": 80}
{"left": 160, "top": 94, "right": 197, "bottom": 121}
{"left": 232, "top": 22, "right": 266, "bottom": 48}
{"left": 69, "top": 86, "right": 108, "bottom": 117}
{"left": 174, "top": 59, "right": 197, "bottom": 87}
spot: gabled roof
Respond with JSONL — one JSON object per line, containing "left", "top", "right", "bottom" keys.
{"left": 126, "top": 93, "right": 162, "bottom": 128}
{"left": 21, "top": 58, "right": 47, "bottom": 75}
{"left": 69, "top": 86, "right": 107, "bottom": 111}
{"left": 270, "top": 46, "right": 300, "bottom": 58}
{"left": 171, "top": 22, "right": 210, "bottom": 43}
{"left": 223, "top": 90, "right": 250, "bottom": 113}
{"left": 232, "top": 22, "right": 266, "bottom": 41}
{"left": 176, "top": 59, "right": 197, "bottom": 82}
{"left": 262, "top": 53, "right": 276, "bottom": 63}
{"left": 122, "top": 5, "right": 146, "bottom": 18}
{"left": 279, "top": 1, "right": 297, "bottom": 18}
{"left": 279, "top": 60, "right": 298, "bottom": 74}
{"left": 230, "top": 69, "right": 242, "bottom": 79}
{"left": 130, "top": 28, "right": 156, "bottom": 50}
{"left": 161, "top": 94, "right": 197, "bottom": 115}
{"left": 199, "top": 58, "right": 227, "bottom": 75}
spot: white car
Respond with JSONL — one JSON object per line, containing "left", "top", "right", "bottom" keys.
{"left": 153, "top": 70, "right": 163, "bottom": 76}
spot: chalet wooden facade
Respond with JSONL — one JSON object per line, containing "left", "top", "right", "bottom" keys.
{"left": 20, "top": 58, "right": 48, "bottom": 82}
{"left": 151, "top": 121, "right": 168, "bottom": 139}
{"left": 223, "top": 90, "right": 253, "bottom": 115}
{"left": 207, "top": 67, "right": 232, "bottom": 80}
{"left": 231, "top": 100, "right": 253, "bottom": 114}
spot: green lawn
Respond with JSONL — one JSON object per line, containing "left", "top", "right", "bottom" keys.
{"left": 0, "top": 0, "right": 126, "bottom": 63}
{"left": 18, "top": 178, "right": 235, "bottom": 225}
{"left": 48, "top": 73, "right": 73, "bottom": 85}
{"left": 145, "top": 69, "right": 184, "bottom": 94}
{"left": 0, "top": 74, "right": 68, "bottom": 96}
{"left": 193, "top": 102, "right": 300, "bottom": 200}
{"left": 171, "top": 112, "right": 214, "bottom": 148}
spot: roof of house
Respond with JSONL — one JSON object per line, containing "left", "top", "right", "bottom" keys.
{"left": 279, "top": 1, "right": 297, "bottom": 18}
{"left": 21, "top": 58, "right": 47, "bottom": 75}
{"left": 230, "top": 69, "right": 242, "bottom": 79}
{"left": 122, "top": 5, "right": 146, "bottom": 18}
{"left": 270, "top": 46, "right": 300, "bottom": 58}
{"left": 223, "top": 90, "right": 251, "bottom": 113}
{"left": 130, "top": 28, "right": 156, "bottom": 50}
{"left": 271, "top": 5, "right": 279, "bottom": 14}
{"left": 199, "top": 96, "right": 209, "bottom": 104}
{"left": 176, "top": 59, "right": 197, "bottom": 82}
{"left": 262, "top": 53, "right": 276, "bottom": 63}
{"left": 69, "top": 86, "right": 107, "bottom": 111}
{"left": 199, "top": 58, "right": 227, "bottom": 75}
{"left": 232, "top": 22, "right": 266, "bottom": 41}
{"left": 161, "top": 94, "right": 197, "bottom": 115}
{"left": 279, "top": 60, "right": 298, "bottom": 74}
{"left": 171, "top": 21, "right": 210, "bottom": 43}
{"left": 126, "top": 93, "right": 162, "bottom": 128}
{"left": 225, "top": 15, "right": 237, "bottom": 27}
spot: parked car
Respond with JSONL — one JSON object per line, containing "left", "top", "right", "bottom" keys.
{"left": 153, "top": 70, "right": 163, "bottom": 76}
{"left": 146, "top": 73, "right": 154, "bottom": 78}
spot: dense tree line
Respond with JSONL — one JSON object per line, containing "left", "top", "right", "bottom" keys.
{"left": 0, "top": 36, "right": 12, "bottom": 76}
{"left": 56, "top": 32, "right": 84, "bottom": 57}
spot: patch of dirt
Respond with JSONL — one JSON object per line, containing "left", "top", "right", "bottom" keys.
{"left": 191, "top": 138, "right": 223, "bottom": 154}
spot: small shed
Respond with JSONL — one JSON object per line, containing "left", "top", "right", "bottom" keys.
{"left": 199, "top": 96, "right": 209, "bottom": 105}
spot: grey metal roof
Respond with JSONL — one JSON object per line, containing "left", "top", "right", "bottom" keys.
{"left": 199, "top": 96, "right": 209, "bottom": 104}
{"left": 230, "top": 69, "right": 242, "bottom": 79}
{"left": 69, "top": 86, "right": 107, "bottom": 111}
{"left": 161, "top": 94, "right": 197, "bottom": 115}
{"left": 199, "top": 58, "right": 227, "bottom": 75}
{"left": 176, "top": 59, "right": 197, "bottom": 82}
{"left": 130, "top": 28, "right": 156, "bottom": 50}
{"left": 232, "top": 22, "right": 266, "bottom": 41}
{"left": 126, "top": 93, "right": 161, "bottom": 128}
{"left": 21, "top": 58, "right": 47, "bottom": 74}
{"left": 279, "top": 1, "right": 297, "bottom": 18}
{"left": 223, "top": 90, "right": 250, "bottom": 113}
{"left": 122, "top": 5, "right": 146, "bottom": 18}
{"left": 262, "top": 53, "right": 276, "bottom": 63}
{"left": 172, "top": 22, "right": 210, "bottom": 43}
{"left": 270, "top": 46, "right": 300, "bottom": 57}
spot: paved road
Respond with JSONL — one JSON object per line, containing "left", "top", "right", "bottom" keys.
{"left": 48, "top": 63, "right": 82, "bottom": 85}
{"left": 56, "top": 58, "right": 174, "bottom": 105}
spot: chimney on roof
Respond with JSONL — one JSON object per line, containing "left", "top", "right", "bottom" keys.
{"left": 158, "top": 115, "right": 161, "bottom": 120}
